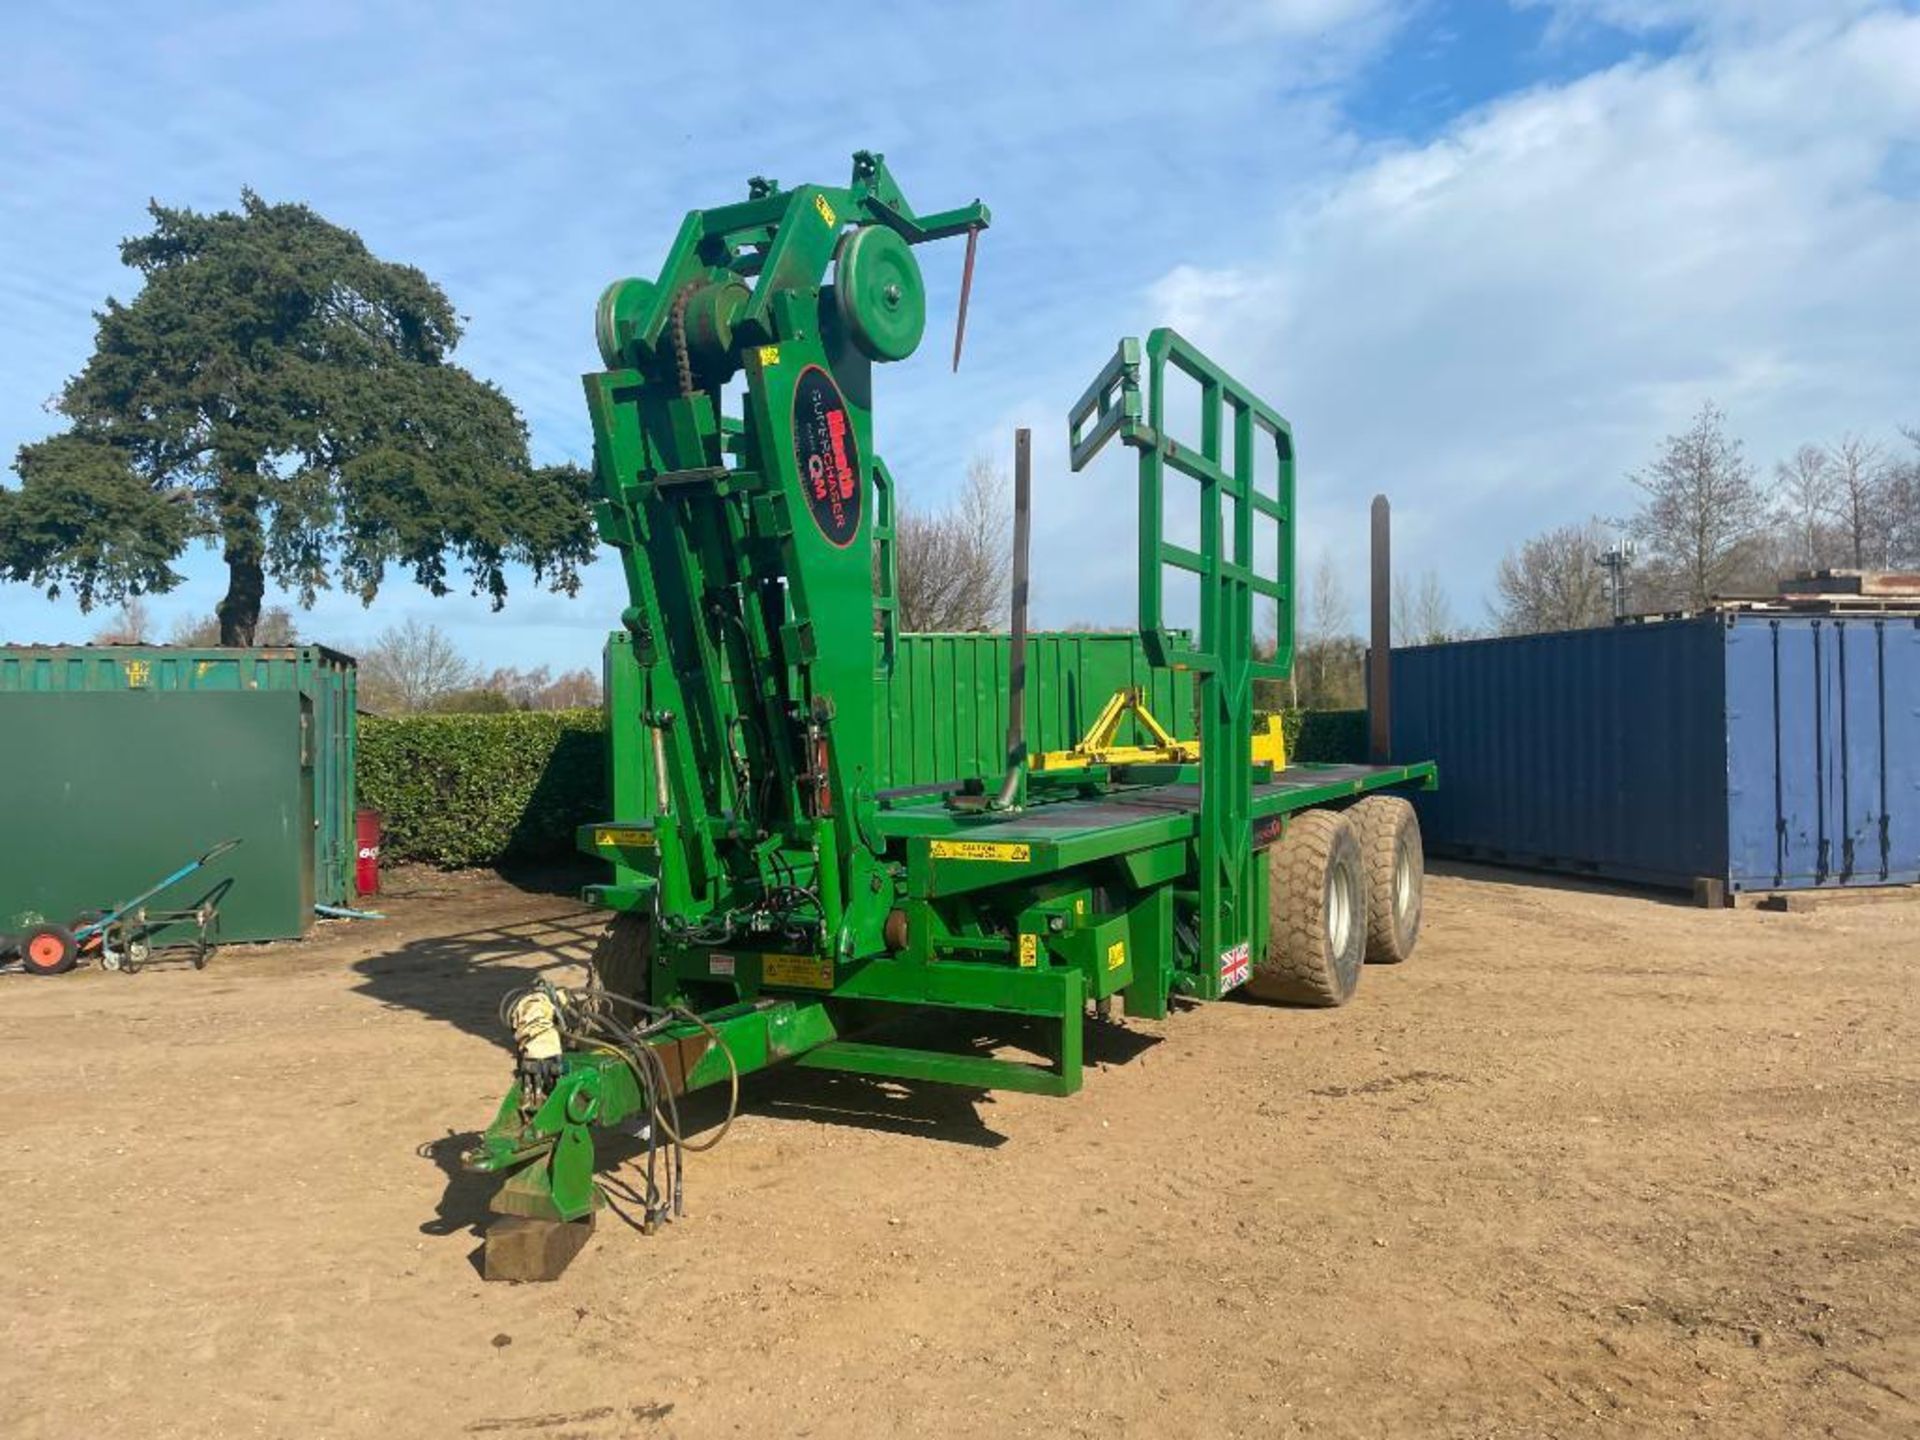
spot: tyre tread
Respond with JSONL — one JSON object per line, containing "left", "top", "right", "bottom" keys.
{"left": 1348, "top": 795, "right": 1422, "bottom": 964}
{"left": 1250, "top": 809, "right": 1360, "bottom": 1006}
{"left": 590, "top": 913, "right": 654, "bottom": 1001}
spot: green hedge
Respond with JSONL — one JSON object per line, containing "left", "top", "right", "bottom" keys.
{"left": 1281, "top": 708, "right": 1368, "bottom": 764}
{"left": 355, "top": 705, "right": 1369, "bottom": 869}
{"left": 358, "top": 709, "right": 605, "bottom": 868}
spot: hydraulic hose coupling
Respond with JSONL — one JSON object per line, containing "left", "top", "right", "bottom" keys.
{"left": 509, "top": 990, "right": 566, "bottom": 1114}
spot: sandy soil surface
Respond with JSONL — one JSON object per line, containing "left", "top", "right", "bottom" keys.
{"left": 3, "top": 862, "right": 1915, "bottom": 1439}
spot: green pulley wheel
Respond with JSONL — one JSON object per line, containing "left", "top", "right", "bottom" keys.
{"left": 834, "top": 225, "right": 925, "bottom": 362}
{"left": 681, "top": 280, "right": 750, "bottom": 361}
{"left": 594, "top": 277, "right": 657, "bottom": 369}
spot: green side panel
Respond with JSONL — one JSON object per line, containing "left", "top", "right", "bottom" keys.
{"left": 603, "top": 629, "right": 1194, "bottom": 798}
{"left": 872, "top": 631, "right": 1196, "bottom": 790}
{"left": 0, "top": 645, "right": 356, "bottom": 907}
{"left": 0, "top": 690, "right": 311, "bottom": 943}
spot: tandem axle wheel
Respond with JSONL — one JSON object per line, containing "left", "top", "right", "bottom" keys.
{"left": 1250, "top": 802, "right": 1426, "bottom": 1007}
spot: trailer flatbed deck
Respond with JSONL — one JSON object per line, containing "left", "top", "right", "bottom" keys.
{"left": 875, "top": 761, "right": 1438, "bottom": 839}
{"left": 868, "top": 762, "right": 1436, "bottom": 879}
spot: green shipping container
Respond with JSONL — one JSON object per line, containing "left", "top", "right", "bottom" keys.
{"left": 0, "top": 645, "right": 356, "bottom": 944}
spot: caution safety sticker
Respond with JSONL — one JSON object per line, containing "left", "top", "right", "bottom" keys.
{"left": 763, "top": 952, "right": 834, "bottom": 989}
{"left": 594, "top": 827, "right": 656, "bottom": 849}
{"left": 928, "top": 840, "right": 1032, "bottom": 863}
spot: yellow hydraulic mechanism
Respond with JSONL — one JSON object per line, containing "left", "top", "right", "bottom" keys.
{"left": 1031, "top": 688, "right": 1288, "bottom": 774}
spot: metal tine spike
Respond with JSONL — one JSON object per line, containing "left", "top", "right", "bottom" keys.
{"left": 951, "top": 225, "right": 980, "bottom": 372}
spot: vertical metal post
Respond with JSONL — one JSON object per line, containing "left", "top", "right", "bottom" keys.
{"left": 993, "top": 428, "right": 1033, "bottom": 808}
{"left": 1369, "top": 494, "right": 1391, "bottom": 764}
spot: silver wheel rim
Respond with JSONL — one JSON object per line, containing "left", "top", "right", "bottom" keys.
{"left": 1394, "top": 839, "right": 1415, "bottom": 927}
{"left": 1327, "top": 864, "right": 1354, "bottom": 955}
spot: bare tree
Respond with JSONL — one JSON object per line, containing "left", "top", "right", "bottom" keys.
{"left": 92, "top": 596, "right": 153, "bottom": 644}
{"left": 1392, "top": 568, "right": 1458, "bottom": 646}
{"left": 1741, "top": 525, "right": 1809, "bottom": 598}
{"left": 482, "top": 664, "right": 552, "bottom": 710}
{"left": 1627, "top": 402, "right": 1770, "bottom": 608}
{"left": 541, "top": 668, "right": 601, "bottom": 710}
{"left": 1823, "top": 435, "right": 1889, "bottom": 569}
{"left": 1304, "top": 552, "right": 1352, "bottom": 645}
{"left": 1774, "top": 444, "right": 1837, "bottom": 571}
{"left": 480, "top": 664, "right": 602, "bottom": 710}
{"left": 891, "top": 457, "right": 1010, "bottom": 632}
{"left": 167, "top": 605, "right": 299, "bottom": 647}
{"left": 357, "top": 618, "right": 478, "bottom": 713}
{"left": 1493, "top": 519, "right": 1615, "bottom": 634}
{"left": 1888, "top": 426, "right": 1920, "bottom": 566}
{"left": 1291, "top": 552, "right": 1364, "bottom": 710}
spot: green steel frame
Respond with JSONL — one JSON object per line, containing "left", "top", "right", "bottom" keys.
{"left": 1068, "top": 330, "right": 1295, "bottom": 1000}
{"left": 465, "top": 154, "right": 1435, "bottom": 1225}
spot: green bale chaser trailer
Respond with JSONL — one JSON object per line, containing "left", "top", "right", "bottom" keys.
{"left": 466, "top": 153, "right": 1435, "bottom": 1276}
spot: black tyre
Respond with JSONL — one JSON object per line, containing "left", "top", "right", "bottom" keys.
{"left": 19, "top": 923, "right": 78, "bottom": 977}
{"left": 1347, "top": 795, "right": 1423, "bottom": 964}
{"left": 1250, "top": 809, "right": 1366, "bottom": 1007}
{"left": 590, "top": 913, "right": 655, "bottom": 1003}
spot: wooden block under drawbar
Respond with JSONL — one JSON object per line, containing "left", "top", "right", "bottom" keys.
{"left": 483, "top": 1214, "right": 595, "bottom": 1283}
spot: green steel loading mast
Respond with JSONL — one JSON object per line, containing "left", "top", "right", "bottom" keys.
{"left": 465, "top": 152, "right": 1435, "bottom": 1279}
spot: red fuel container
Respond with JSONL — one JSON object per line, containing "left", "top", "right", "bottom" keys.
{"left": 354, "top": 808, "right": 382, "bottom": 896}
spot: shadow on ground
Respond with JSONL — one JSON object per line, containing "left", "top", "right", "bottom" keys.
{"left": 1428, "top": 857, "right": 1698, "bottom": 908}
{"left": 371, "top": 906, "right": 1165, "bottom": 1244}
{"left": 352, "top": 906, "right": 608, "bottom": 1046}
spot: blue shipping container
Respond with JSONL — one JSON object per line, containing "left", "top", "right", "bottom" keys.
{"left": 1390, "top": 614, "right": 1920, "bottom": 894}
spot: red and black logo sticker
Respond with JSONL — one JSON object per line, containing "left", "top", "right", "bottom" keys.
{"left": 791, "top": 364, "right": 862, "bottom": 548}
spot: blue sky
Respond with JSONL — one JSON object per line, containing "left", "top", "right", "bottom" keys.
{"left": 3, "top": 0, "right": 1917, "bottom": 667}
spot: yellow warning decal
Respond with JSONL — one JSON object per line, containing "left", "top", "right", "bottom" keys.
{"left": 757, "top": 345, "right": 780, "bottom": 367}
{"left": 594, "top": 827, "right": 655, "bottom": 849}
{"left": 1106, "top": 940, "right": 1127, "bottom": 971}
{"left": 929, "top": 840, "right": 1031, "bottom": 863}
{"left": 814, "top": 193, "right": 837, "bottom": 227}
{"left": 763, "top": 952, "right": 834, "bottom": 989}
{"left": 1018, "top": 934, "right": 1039, "bottom": 968}
{"left": 125, "top": 660, "right": 151, "bottom": 688}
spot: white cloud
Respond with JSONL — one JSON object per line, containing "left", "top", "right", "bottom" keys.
{"left": 1052, "top": 7, "right": 1920, "bottom": 631}
{"left": 1517, "top": 0, "right": 1896, "bottom": 42}
{"left": 1205, "top": 0, "right": 1403, "bottom": 36}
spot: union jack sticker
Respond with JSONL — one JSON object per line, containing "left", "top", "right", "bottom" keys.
{"left": 1219, "top": 941, "right": 1251, "bottom": 992}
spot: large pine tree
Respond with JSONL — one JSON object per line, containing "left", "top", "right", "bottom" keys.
{"left": 0, "top": 192, "right": 593, "bottom": 642}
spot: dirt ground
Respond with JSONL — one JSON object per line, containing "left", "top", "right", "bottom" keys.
{"left": 3, "top": 863, "right": 1915, "bottom": 1440}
